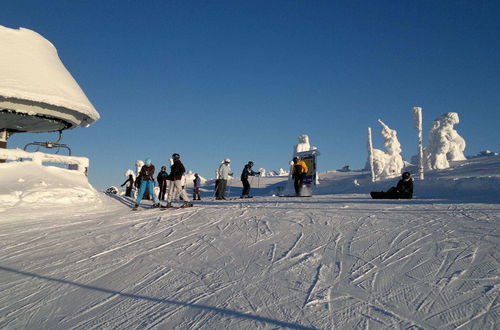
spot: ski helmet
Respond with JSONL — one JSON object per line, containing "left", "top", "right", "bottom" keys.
{"left": 224, "top": 158, "right": 231, "bottom": 163}
{"left": 293, "top": 157, "right": 299, "bottom": 163}
{"left": 172, "top": 153, "right": 180, "bottom": 160}
{"left": 402, "top": 172, "right": 411, "bottom": 179}
{"left": 144, "top": 158, "right": 152, "bottom": 165}
{"left": 248, "top": 161, "right": 254, "bottom": 167}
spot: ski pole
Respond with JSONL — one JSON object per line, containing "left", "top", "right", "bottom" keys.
{"left": 227, "top": 177, "right": 232, "bottom": 198}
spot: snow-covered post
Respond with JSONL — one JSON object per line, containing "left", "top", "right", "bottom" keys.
{"left": 412, "top": 107, "right": 424, "bottom": 180}
{"left": 0, "top": 130, "right": 7, "bottom": 163}
{"left": 367, "top": 127, "right": 375, "bottom": 182}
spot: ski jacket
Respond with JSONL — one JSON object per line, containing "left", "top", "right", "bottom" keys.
{"left": 157, "top": 171, "right": 169, "bottom": 185}
{"left": 139, "top": 165, "right": 155, "bottom": 181}
{"left": 169, "top": 160, "right": 186, "bottom": 181}
{"left": 217, "top": 163, "right": 233, "bottom": 180}
{"left": 396, "top": 179, "right": 413, "bottom": 194}
{"left": 241, "top": 164, "right": 259, "bottom": 180}
{"left": 193, "top": 176, "right": 201, "bottom": 187}
{"left": 292, "top": 160, "right": 308, "bottom": 175}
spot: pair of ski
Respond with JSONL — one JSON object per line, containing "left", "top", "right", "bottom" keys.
{"left": 214, "top": 196, "right": 254, "bottom": 201}
{"left": 131, "top": 204, "right": 195, "bottom": 211}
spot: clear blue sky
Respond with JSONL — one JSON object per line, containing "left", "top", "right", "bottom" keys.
{"left": 3, "top": 1, "right": 499, "bottom": 189}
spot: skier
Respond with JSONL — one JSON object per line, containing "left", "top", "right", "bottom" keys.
{"left": 193, "top": 173, "right": 201, "bottom": 200}
{"left": 216, "top": 158, "right": 233, "bottom": 200}
{"left": 157, "top": 165, "right": 169, "bottom": 201}
{"left": 240, "top": 161, "right": 259, "bottom": 198}
{"left": 165, "top": 153, "right": 193, "bottom": 208}
{"left": 121, "top": 174, "right": 134, "bottom": 197}
{"left": 291, "top": 157, "right": 308, "bottom": 196}
{"left": 133, "top": 158, "right": 161, "bottom": 209}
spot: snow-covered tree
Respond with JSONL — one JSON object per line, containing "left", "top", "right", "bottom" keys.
{"left": 368, "top": 120, "right": 405, "bottom": 180}
{"left": 425, "top": 112, "right": 466, "bottom": 170}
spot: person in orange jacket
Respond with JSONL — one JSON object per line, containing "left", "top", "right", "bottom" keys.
{"left": 291, "top": 157, "right": 308, "bottom": 196}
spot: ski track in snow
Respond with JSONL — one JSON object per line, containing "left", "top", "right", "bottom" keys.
{"left": 0, "top": 195, "right": 499, "bottom": 329}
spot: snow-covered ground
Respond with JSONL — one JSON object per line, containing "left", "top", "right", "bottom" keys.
{"left": 0, "top": 157, "right": 498, "bottom": 329}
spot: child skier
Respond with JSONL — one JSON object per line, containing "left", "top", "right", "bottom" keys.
{"left": 193, "top": 173, "right": 201, "bottom": 200}
{"left": 121, "top": 174, "right": 134, "bottom": 197}
{"left": 133, "top": 158, "right": 161, "bottom": 209}
{"left": 240, "top": 161, "right": 259, "bottom": 198}
{"left": 157, "top": 165, "right": 169, "bottom": 201}
{"left": 165, "top": 153, "right": 193, "bottom": 208}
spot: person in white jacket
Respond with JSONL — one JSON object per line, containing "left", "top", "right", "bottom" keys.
{"left": 215, "top": 158, "right": 233, "bottom": 200}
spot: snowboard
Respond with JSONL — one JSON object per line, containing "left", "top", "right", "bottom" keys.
{"left": 370, "top": 191, "right": 412, "bottom": 199}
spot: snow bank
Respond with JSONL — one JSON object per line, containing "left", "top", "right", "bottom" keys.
{"left": 0, "top": 161, "right": 102, "bottom": 214}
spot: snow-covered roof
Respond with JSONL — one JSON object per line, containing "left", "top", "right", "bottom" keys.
{"left": 0, "top": 26, "right": 100, "bottom": 132}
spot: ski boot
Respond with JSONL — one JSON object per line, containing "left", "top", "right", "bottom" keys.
{"left": 162, "top": 202, "right": 174, "bottom": 209}
{"left": 132, "top": 203, "right": 139, "bottom": 211}
{"left": 151, "top": 202, "right": 161, "bottom": 209}
{"left": 180, "top": 202, "right": 193, "bottom": 208}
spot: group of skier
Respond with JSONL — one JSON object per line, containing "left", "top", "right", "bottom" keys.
{"left": 124, "top": 153, "right": 414, "bottom": 209}
{"left": 122, "top": 153, "right": 194, "bottom": 210}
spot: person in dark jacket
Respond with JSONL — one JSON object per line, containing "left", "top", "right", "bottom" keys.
{"left": 387, "top": 172, "right": 413, "bottom": 198}
{"left": 165, "top": 153, "right": 192, "bottom": 208}
{"left": 240, "top": 161, "right": 259, "bottom": 198}
{"left": 134, "top": 158, "right": 161, "bottom": 208}
{"left": 121, "top": 174, "right": 134, "bottom": 197}
{"left": 193, "top": 173, "right": 201, "bottom": 200}
{"left": 157, "top": 166, "right": 169, "bottom": 201}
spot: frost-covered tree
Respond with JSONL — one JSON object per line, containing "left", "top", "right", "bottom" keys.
{"left": 368, "top": 120, "right": 405, "bottom": 180}
{"left": 425, "top": 112, "right": 466, "bottom": 170}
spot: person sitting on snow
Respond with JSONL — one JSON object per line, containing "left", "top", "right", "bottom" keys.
{"left": 387, "top": 171, "right": 413, "bottom": 199}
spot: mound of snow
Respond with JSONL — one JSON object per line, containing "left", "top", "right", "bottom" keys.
{"left": 0, "top": 161, "right": 103, "bottom": 213}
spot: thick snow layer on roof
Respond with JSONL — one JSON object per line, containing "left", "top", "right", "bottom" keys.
{"left": 0, "top": 26, "right": 100, "bottom": 123}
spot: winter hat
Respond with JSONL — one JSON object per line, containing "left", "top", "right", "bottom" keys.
{"left": 144, "top": 158, "right": 152, "bottom": 165}
{"left": 248, "top": 161, "right": 254, "bottom": 166}
{"left": 172, "top": 153, "right": 180, "bottom": 160}
{"left": 402, "top": 172, "right": 411, "bottom": 179}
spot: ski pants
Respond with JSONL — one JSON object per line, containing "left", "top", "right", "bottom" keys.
{"left": 158, "top": 180, "right": 167, "bottom": 200}
{"left": 135, "top": 180, "right": 159, "bottom": 204}
{"left": 216, "top": 179, "right": 228, "bottom": 199}
{"left": 193, "top": 187, "right": 201, "bottom": 200}
{"left": 293, "top": 173, "right": 305, "bottom": 196}
{"left": 241, "top": 178, "right": 251, "bottom": 196}
{"left": 167, "top": 179, "right": 190, "bottom": 203}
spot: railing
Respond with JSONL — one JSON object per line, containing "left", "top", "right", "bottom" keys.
{"left": 0, "top": 148, "right": 89, "bottom": 175}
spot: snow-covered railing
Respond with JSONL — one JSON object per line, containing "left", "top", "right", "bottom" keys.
{"left": 0, "top": 148, "right": 89, "bottom": 174}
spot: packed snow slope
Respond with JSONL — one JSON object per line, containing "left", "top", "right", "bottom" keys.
{"left": 0, "top": 157, "right": 498, "bottom": 329}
